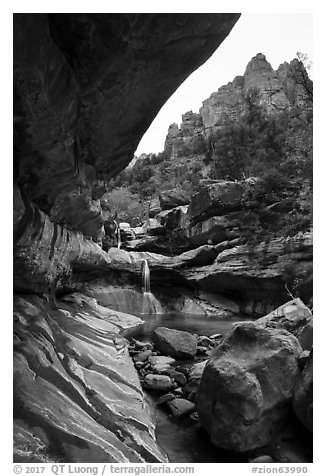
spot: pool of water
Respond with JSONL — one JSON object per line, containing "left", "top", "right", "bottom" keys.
{"left": 125, "top": 312, "right": 252, "bottom": 342}
{"left": 125, "top": 312, "right": 254, "bottom": 463}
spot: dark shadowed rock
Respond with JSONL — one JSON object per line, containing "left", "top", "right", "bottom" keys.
{"left": 298, "top": 350, "right": 310, "bottom": 370}
{"left": 196, "top": 322, "right": 302, "bottom": 452}
{"left": 293, "top": 351, "right": 313, "bottom": 432}
{"left": 145, "top": 218, "right": 165, "bottom": 236}
{"left": 169, "top": 370, "right": 187, "bottom": 386}
{"left": 187, "top": 213, "right": 241, "bottom": 247}
{"left": 184, "top": 360, "right": 208, "bottom": 400}
{"left": 152, "top": 327, "right": 197, "bottom": 359}
{"left": 14, "top": 13, "right": 240, "bottom": 238}
{"left": 187, "top": 179, "right": 248, "bottom": 225}
{"left": 124, "top": 236, "right": 160, "bottom": 252}
{"left": 156, "top": 393, "right": 176, "bottom": 406}
{"left": 296, "top": 319, "right": 313, "bottom": 352}
{"left": 167, "top": 398, "right": 195, "bottom": 418}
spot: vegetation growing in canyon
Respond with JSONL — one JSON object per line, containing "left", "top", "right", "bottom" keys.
{"left": 106, "top": 88, "right": 312, "bottom": 240}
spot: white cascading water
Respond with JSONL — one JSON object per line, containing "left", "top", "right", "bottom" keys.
{"left": 114, "top": 221, "right": 121, "bottom": 249}
{"left": 142, "top": 259, "right": 163, "bottom": 314}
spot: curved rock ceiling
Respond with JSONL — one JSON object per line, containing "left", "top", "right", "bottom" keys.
{"left": 14, "top": 13, "right": 240, "bottom": 213}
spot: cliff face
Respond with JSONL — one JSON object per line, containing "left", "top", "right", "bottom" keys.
{"left": 13, "top": 13, "right": 242, "bottom": 463}
{"left": 164, "top": 53, "right": 311, "bottom": 155}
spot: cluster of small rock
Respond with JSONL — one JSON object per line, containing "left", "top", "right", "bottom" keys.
{"left": 128, "top": 326, "right": 222, "bottom": 419}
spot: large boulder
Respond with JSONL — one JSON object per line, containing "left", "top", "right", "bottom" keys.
{"left": 152, "top": 327, "right": 197, "bottom": 359}
{"left": 293, "top": 351, "right": 313, "bottom": 431}
{"left": 187, "top": 179, "right": 250, "bottom": 225}
{"left": 196, "top": 322, "right": 302, "bottom": 452}
{"left": 159, "top": 190, "right": 190, "bottom": 210}
{"left": 255, "top": 298, "right": 312, "bottom": 335}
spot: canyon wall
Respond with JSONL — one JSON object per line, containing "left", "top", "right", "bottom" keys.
{"left": 164, "top": 53, "right": 312, "bottom": 158}
{"left": 13, "top": 13, "right": 241, "bottom": 462}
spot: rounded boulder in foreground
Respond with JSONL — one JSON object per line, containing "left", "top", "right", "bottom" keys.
{"left": 196, "top": 322, "right": 302, "bottom": 453}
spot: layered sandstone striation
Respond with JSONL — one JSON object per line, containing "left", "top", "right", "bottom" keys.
{"left": 14, "top": 293, "right": 167, "bottom": 462}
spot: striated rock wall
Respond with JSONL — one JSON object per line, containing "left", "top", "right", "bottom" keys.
{"left": 14, "top": 293, "right": 167, "bottom": 462}
{"left": 14, "top": 184, "right": 112, "bottom": 294}
{"left": 183, "top": 231, "right": 313, "bottom": 315}
{"left": 105, "top": 229, "right": 312, "bottom": 316}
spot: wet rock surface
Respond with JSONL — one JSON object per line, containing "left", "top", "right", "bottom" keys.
{"left": 13, "top": 293, "right": 166, "bottom": 463}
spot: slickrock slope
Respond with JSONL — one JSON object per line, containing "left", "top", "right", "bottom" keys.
{"left": 14, "top": 293, "right": 167, "bottom": 463}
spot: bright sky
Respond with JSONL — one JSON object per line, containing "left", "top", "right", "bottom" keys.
{"left": 136, "top": 12, "right": 313, "bottom": 156}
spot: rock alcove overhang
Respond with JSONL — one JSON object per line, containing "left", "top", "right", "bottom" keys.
{"left": 13, "top": 13, "right": 241, "bottom": 293}
{"left": 14, "top": 13, "right": 241, "bottom": 213}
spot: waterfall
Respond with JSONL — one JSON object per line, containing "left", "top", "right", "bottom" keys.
{"left": 114, "top": 220, "right": 121, "bottom": 249}
{"left": 142, "top": 259, "right": 151, "bottom": 293}
{"left": 141, "top": 259, "right": 163, "bottom": 314}
{"left": 117, "top": 226, "right": 121, "bottom": 250}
